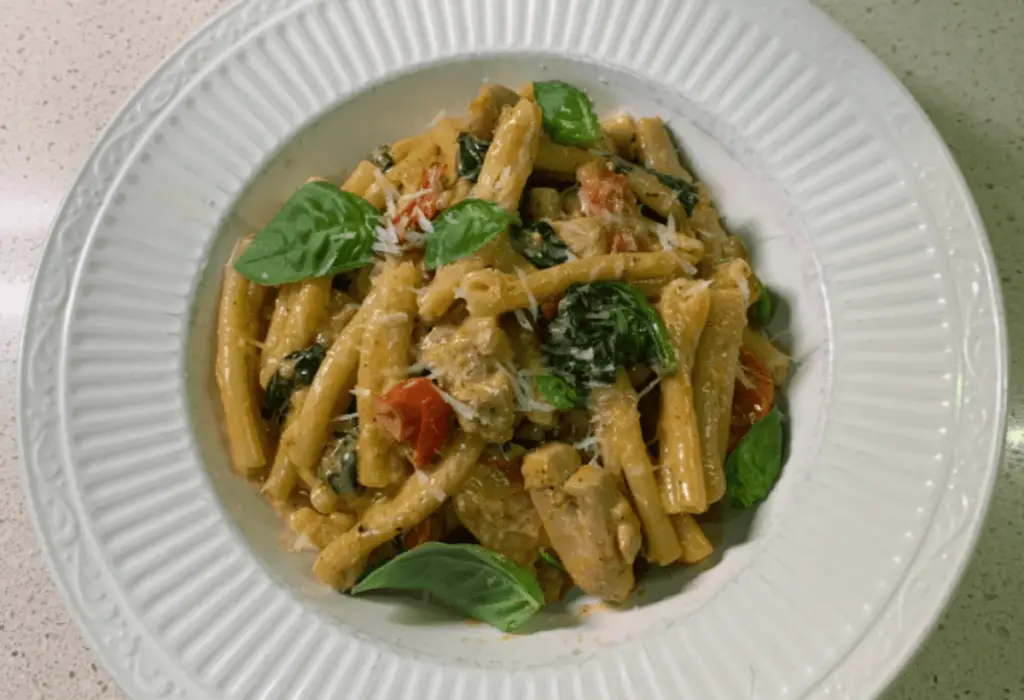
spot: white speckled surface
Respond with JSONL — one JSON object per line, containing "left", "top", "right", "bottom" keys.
{"left": 0, "top": 1, "right": 1020, "bottom": 698}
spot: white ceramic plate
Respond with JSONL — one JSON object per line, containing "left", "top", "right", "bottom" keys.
{"left": 19, "top": 0, "right": 1007, "bottom": 698}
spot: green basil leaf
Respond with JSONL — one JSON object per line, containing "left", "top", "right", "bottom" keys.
{"left": 749, "top": 276, "right": 774, "bottom": 327}
{"left": 424, "top": 198, "right": 520, "bottom": 269}
{"left": 725, "top": 407, "right": 784, "bottom": 508}
{"left": 533, "top": 80, "right": 602, "bottom": 147}
{"left": 544, "top": 282, "right": 677, "bottom": 387}
{"left": 456, "top": 132, "right": 491, "bottom": 182}
{"left": 510, "top": 220, "right": 571, "bottom": 269}
{"left": 262, "top": 344, "right": 326, "bottom": 423}
{"left": 534, "top": 372, "right": 583, "bottom": 410}
{"left": 351, "top": 542, "right": 545, "bottom": 632}
{"left": 234, "top": 181, "right": 379, "bottom": 285}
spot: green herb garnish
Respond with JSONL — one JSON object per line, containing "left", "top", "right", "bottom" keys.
{"left": 533, "top": 80, "right": 602, "bottom": 147}
{"left": 534, "top": 372, "right": 583, "bottom": 410}
{"left": 725, "top": 407, "right": 784, "bottom": 507}
{"left": 424, "top": 198, "right": 520, "bottom": 269}
{"left": 234, "top": 182, "right": 379, "bottom": 285}
{"left": 351, "top": 542, "right": 545, "bottom": 632}
{"left": 749, "top": 276, "right": 774, "bottom": 327}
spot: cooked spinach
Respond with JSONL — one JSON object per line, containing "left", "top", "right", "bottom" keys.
{"left": 533, "top": 80, "right": 602, "bottom": 147}
{"left": 456, "top": 132, "right": 491, "bottom": 182}
{"left": 234, "top": 182, "right": 380, "bottom": 285}
{"left": 534, "top": 372, "right": 583, "bottom": 410}
{"left": 351, "top": 542, "right": 544, "bottom": 632}
{"left": 543, "top": 282, "right": 677, "bottom": 390}
{"left": 510, "top": 220, "right": 571, "bottom": 269}
{"left": 538, "top": 547, "right": 566, "bottom": 573}
{"left": 369, "top": 144, "right": 394, "bottom": 172}
{"left": 725, "top": 407, "right": 784, "bottom": 507}
{"left": 319, "top": 424, "right": 360, "bottom": 495}
{"left": 610, "top": 156, "right": 700, "bottom": 217}
{"left": 262, "top": 344, "right": 326, "bottom": 423}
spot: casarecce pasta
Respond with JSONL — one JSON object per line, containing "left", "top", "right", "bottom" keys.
{"left": 217, "top": 80, "right": 790, "bottom": 629}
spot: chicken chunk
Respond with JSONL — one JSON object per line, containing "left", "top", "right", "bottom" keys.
{"left": 420, "top": 317, "right": 516, "bottom": 443}
{"left": 522, "top": 443, "right": 642, "bottom": 603}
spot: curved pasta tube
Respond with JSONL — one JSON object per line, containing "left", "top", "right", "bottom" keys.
{"left": 313, "top": 433, "right": 485, "bottom": 589}
{"left": 258, "top": 276, "right": 331, "bottom": 388}
{"left": 591, "top": 372, "right": 682, "bottom": 565}
{"left": 215, "top": 245, "right": 266, "bottom": 472}
{"left": 634, "top": 117, "right": 692, "bottom": 181}
{"left": 658, "top": 279, "right": 712, "bottom": 513}
{"left": 475, "top": 98, "right": 542, "bottom": 213}
{"left": 673, "top": 514, "right": 714, "bottom": 564}
{"left": 356, "top": 261, "right": 421, "bottom": 488}
{"left": 460, "top": 252, "right": 689, "bottom": 317}
{"left": 742, "top": 326, "right": 790, "bottom": 387}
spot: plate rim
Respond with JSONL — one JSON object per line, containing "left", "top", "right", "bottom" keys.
{"left": 17, "top": 0, "right": 1008, "bottom": 698}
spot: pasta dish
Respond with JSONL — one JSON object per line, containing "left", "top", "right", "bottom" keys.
{"left": 216, "top": 80, "right": 789, "bottom": 631}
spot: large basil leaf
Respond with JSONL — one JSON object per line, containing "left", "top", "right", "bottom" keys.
{"left": 725, "top": 407, "right": 784, "bottom": 507}
{"left": 544, "top": 282, "right": 677, "bottom": 388}
{"left": 263, "top": 344, "right": 326, "bottom": 423}
{"left": 533, "top": 80, "right": 602, "bottom": 147}
{"left": 749, "top": 276, "right": 774, "bottom": 327}
{"left": 424, "top": 198, "right": 520, "bottom": 269}
{"left": 534, "top": 372, "right": 582, "bottom": 410}
{"left": 351, "top": 542, "right": 545, "bottom": 632}
{"left": 234, "top": 181, "right": 379, "bottom": 285}
{"left": 456, "top": 132, "right": 491, "bottom": 182}
{"left": 510, "top": 220, "right": 571, "bottom": 269}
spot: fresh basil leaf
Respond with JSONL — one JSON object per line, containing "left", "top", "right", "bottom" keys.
{"left": 534, "top": 372, "right": 583, "bottom": 410}
{"left": 544, "top": 282, "right": 677, "bottom": 387}
{"left": 511, "top": 220, "right": 571, "bottom": 269}
{"left": 726, "top": 407, "right": 784, "bottom": 508}
{"left": 234, "top": 181, "right": 379, "bottom": 285}
{"left": 369, "top": 144, "right": 394, "bottom": 171}
{"left": 538, "top": 547, "right": 566, "bottom": 573}
{"left": 749, "top": 276, "right": 774, "bottom": 327}
{"left": 533, "top": 80, "right": 602, "bottom": 147}
{"left": 424, "top": 198, "right": 520, "bottom": 269}
{"left": 262, "top": 344, "right": 326, "bottom": 423}
{"left": 456, "top": 132, "right": 491, "bottom": 183}
{"left": 351, "top": 542, "right": 545, "bottom": 632}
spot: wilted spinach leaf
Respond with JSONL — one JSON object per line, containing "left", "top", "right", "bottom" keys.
{"left": 544, "top": 282, "right": 677, "bottom": 390}
{"left": 456, "top": 132, "right": 491, "bottom": 182}
{"left": 262, "top": 344, "right": 326, "bottom": 423}
{"left": 510, "top": 220, "right": 571, "bottom": 269}
{"left": 319, "top": 422, "right": 360, "bottom": 495}
{"left": 369, "top": 144, "right": 394, "bottom": 171}
{"left": 534, "top": 372, "right": 583, "bottom": 410}
{"left": 611, "top": 156, "right": 700, "bottom": 217}
{"left": 749, "top": 276, "right": 774, "bottom": 327}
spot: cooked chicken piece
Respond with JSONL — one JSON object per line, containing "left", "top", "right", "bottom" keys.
{"left": 551, "top": 218, "right": 608, "bottom": 259}
{"left": 420, "top": 317, "right": 517, "bottom": 443}
{"left": 522, "top": 443, "right": 642, "bottom": 603}
{"left": 453, "top": 461, "right": 543, "bottom": 568}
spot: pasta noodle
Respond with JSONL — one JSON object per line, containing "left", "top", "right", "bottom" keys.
{"left": 215, "top": 79, "right": 788, "bottom": 618}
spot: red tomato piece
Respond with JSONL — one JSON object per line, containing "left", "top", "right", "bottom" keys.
{"left": 390, "top": 164, "right": 446, "bottom": 240}
{"left": 374, "top": 378, "right": 453, "bottom": 468}
{"left": 580, "top": 169, "right": 635, "bottom": 217}
{"left": 728, "top": 348, "right": 774, "bottom": 453}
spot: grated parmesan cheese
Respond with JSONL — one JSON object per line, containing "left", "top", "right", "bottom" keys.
{"left": 573, "top": 435, "right": 599, "bottom": 452}
{"left": 351, "top": 387, "right": 371, "bottom": 398}
{"left": 435, "top": 387, "right": 479, "bottom": 421}
{"left": 737, "top": 275, "right": 751, "bottom": 307}
{"left": 513, "top": 308, "right": 533, "bottom": 331}
{"left": 515, "top": 267, "right": 539, "bottom": 318}
{"left": 637, "top": 374, "right": 662, "bottom": 399}
{"left": 425, "top": 109, "right": 447, "bottom": 129}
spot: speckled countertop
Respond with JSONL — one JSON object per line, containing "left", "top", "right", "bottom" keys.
{"left": 0, "top": 1, "right": 1020, "bottom": 698}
